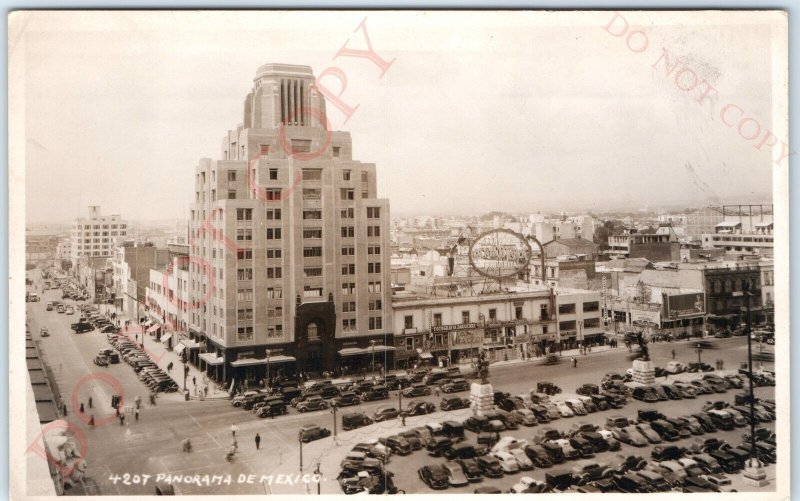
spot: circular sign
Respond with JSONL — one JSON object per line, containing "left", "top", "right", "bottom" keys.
{"left": 468, "top": 229, "right": 533, "bottom": 279}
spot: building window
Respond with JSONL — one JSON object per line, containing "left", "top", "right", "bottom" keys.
{"left": 237, "top": 249, "right": 253, "bottom": 260}
{"left": 515, "top": 306, "right": 523, "bottom": 320}
{"left": 267, "top": 306, "right": 283, "bottom": 318}
{"left": 228, "top": 190, "right": 237, "bottom": 199}
{"left": 266, "top": 287, "right": 283, "bottom": 299}
{"left": 342, "top": 319, "right": 356, "bottom": 333}
{"left": 361, "top": 171, "right": 368, "bottom": 182}
{"left": 341, "top": 264, "right": 356, "bottom": 275}
{"left": 462, "top": 311, "right": 470, "bottom": 323}
{"left": 342, "top": 301, "right": 356, "bottom": 313}
{"left": 368, "top": 281, "right": 382, "bottom": 293}
{"left": 307, "top": 322, "right": 320, "bottom": 340}
{"left": 266, "top": 228, "right": 282, "bottom": 240}
{"left": 404, "top": 316, "right": 413, "bottom": 329}
{"left": 267, "top": 325, "right": 283, "bottom": 338}
{"left": 302, "top": 168, "right": 322, "bottom": 181}
{"left": 369, "top": 317, "right": 383, "bottom": 330}
{"left": 303, "top": 209, "right": 322, "bottom": 220}
{"left": 236, "top": 208, "right": 252, "bottom": 221}
{"left": 341, "top": 246, "right": 355, "bottom": 256}
{"left": 334, "top": 147, "right": 341, "bottom": 158}
{"left": 237, "top": 289, "right": 253, "bottom": 301}
{"left": 266, "top": 209, "right": 281, "bottom": 220}
{"left": 302, "top": 188, "right": 321, "bottom": 200}
{"left": 341, "top": 226, "right": 355, "bottom": 238}
{"left": 367, "top": 245, "right": 381, "bottom": 255}
{"left": 367, "top": 226, "right": 381, "bottom": 237}
{"left": 368, "top": 262, "right": 382, "bottom": 274}
{"left": 341, "top": 208, "right": 354, "bottom": 219}
{"left": 237, "top": 326, "right": 254, "bottom": 341}
{"left": 303, "top": 286, "right": 322, "bottom": 298}
{"left": 369, "top": 299, "right": 383, "bottom": 311}
{"left": 342, "top": 168, "right": 350, "bottom": 179}
{"left": 265, "top": 188, "right": 282, "bottom": 200}
{"left": 303, "top": 247, "right": 323, "bottom": 258}
{"left": 237, "top": 268, "right": 253, "bottom": 281}
{"left": 367, "top": 207, "right": 381, "bottom": 218}
{"left": 560, "top": 320, "right": 577, "bottom": 331}
{"left": 304, "top": 267, "right": 323, "bottom": 278}
{"left": 266, "top": 267, "right": 282, "bottom": 279}
{"left": 405, "top": 338, "right": 414, "bottom": 351}
{"left": 303, "top": 228, "right": 322, "bottom": 239}
{"left": 340, "top": 188, "right": 355, "bottom": 200}
{"left": 558, "top": 303, "right": 576, "bottom": 315}
{"left": 488, "top": 308, "right": 497, "bottom": 321}
{"left": 433, "top": 313, "right": 442, "bottom": 327}
{"left": 342, "top": 282, "right": 355, "bottom": 294}
{"left": 291, "top": 139, "right": 312, "bottom": 154}
{"left": 236, "top": 228, "right": 252, "bottom": 241}
{"left": 266, "top": 248, "right": 282, "bottom": 259}
{"left": 584, "top": 318, "right": 600, "bottom": 329}
{"left": 583, "top": 301, "right": 599, "bottom": 312}
{"left": 237, "top": 308, "right": 253, "bottom": 321}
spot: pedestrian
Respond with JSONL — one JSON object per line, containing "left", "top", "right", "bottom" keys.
{"left": 401, "top": 414, "right": 406, "bottom": 427}
{"left": 150, "top": 393, "right": 156, "bottom": 405}
{"left": 89, "top": 414, "right": 95, "bottom": 427}
{"left": 255, "top": 433, "right": 261, "bottom": 450}
{"left": 135, "top": 408, "right": 139, "bottom": 421}
{"left": 671, "top": 349, "right": 676, "bottom": 360}
{"left": 571, "top": 357, "right": 577, "bottom": 368}
{"left": 63, "top": 404, "right": 68, "bottom": 416}
{"left": 119, "top": 412, "right": 125, "bottom": 426}
{"left": 79, "top": 403, "right": 85, "bottom": 414}
{"left": 168, "top": 362, "right": 173, "bottom": 372}
{"left": 115, "top": 404, "right": 120, "bottom": 417}
{"left": 231, "top": 424, "right": 237, "bottom": 437}
{"left": 135, "top": 396, "right": 141, "bottom": 409}
{"left": 193, "top": 376, "right": 197, "bottom": 386}
{"left": 434, "top": 388, "right": 440, "bottom": 397}
{"left": 88, "top": 396, "right": 93, "bottom": 409}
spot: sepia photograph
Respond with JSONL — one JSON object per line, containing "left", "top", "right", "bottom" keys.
{"left": 8, "top": 10, "right": 790, "bottom": 498}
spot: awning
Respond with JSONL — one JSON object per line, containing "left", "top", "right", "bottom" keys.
{"left": 182, "top": 339, "right": 200, "bottom": 349}
{"left": 338, "top": 347, "right": 366, "bottom": 357}
{"left": 231, "top": 355, "right": 297, "bottom": 367}
{"left": 175, "top": 343, "right": 186, "bottom": 355}
{"left": 199, "top": 353, "right": 224, "bottom": 366}
{"left": 419, "top": 351, "right": 434, "bottom": 359}
{"left": 161, "top": 333, "right": 173, "bottom": 344}
{"left": 369, "top": 345, "right": 396, "bottom": 353}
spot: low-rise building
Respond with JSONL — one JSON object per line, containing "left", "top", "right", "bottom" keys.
{"left": 555, "top": 289, "right": 604, "bottom": 350}
{"left": 701, "top": 221, "right": 773, "bottom": 257}
{"left": 607, "top": 227, "right": 680, "bottom": 262}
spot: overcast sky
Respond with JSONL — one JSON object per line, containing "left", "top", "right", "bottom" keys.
{"left": 16, "top": 11, "right": 783, "bottom": 223}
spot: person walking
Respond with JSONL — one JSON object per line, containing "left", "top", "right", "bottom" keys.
{"left": 193, "top": 376, "right": 197, "bottom": 387}
{"left": 167, "top": 362, "right": 173, "bottom": 372}
{"left": 119, "top": 411, "right": 125, "bottom": 426}
{"left": 231, "top": 424, "right": 238, "bottom": 438}
{"left": 88, "top": 396, "right": 93, "bottom": 409}
{"left": 671, "top": 349, "right": 676, "bottom": 360}
{"left": 79, "top": 403, "right": 85, "bottom": 414}
{"left": 89, "top": 414, "right": 95, "bottom": 427}
{"left": 135, "top": 408, "right": 140, "bottom": 421}
{"left": 135, "top": 396, "right": 141, "bottom": 409}
{"left": 255, "top": 433, "right": 261, "bottom": 450}
{"left": 571, "top": 357, "right": 577, "bottom": 368}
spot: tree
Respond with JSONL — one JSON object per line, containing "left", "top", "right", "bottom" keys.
{"left": 593, "top": 220, "right": 627, "bottom": 250}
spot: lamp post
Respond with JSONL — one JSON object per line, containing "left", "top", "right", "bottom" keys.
{"left": 266, "top": 349, "right": 271, "bottom": 392}
{"left": 298, "top": 431, "right": 304, "bottom": 471}
{"left": 315, "top": 463, "right": 321, "bottom": 495}
{"left": 695, "top": 343, "right": 703, "bottom": 366}
{"left": 369, "top": 340, "right": 376, "bottom": 375}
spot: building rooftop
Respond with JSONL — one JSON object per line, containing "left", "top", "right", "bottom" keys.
{"left": 544, "top": 237, "right": 597, "bottom": 248}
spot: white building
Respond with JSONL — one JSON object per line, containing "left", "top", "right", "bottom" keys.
{"left": 69, "top": 206, "right": 129, "bottom": 268}
{"left": 555, "top": 288, "right": 604, "bottom": 350}
{"left": 146, "top": 253, "right": 191, "bottom": 336}
{"left": 701, "top": 221, "right": 774, "bottom": 257}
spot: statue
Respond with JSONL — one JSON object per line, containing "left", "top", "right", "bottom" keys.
{"left": 636, "top": 331, "right": 649, "bottom": 361}
{"left": 477, "top": 350, "right": 490, "bottom": 384}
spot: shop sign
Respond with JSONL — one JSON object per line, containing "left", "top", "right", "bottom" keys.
{"left": 450, "top": 330, "right": 483, "bottom": 348}
{"left": 469, "top": 229, "right": 533, "bottom": 279}
{"left": 431, "top": 322, "right": 477, "bottom": 334}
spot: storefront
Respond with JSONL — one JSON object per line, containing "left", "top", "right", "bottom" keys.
{"left": 336, "top": 339, "right": 396, "bottom": 375}
{"left": 448, "top": 328, "right": 483, "bottom": 364}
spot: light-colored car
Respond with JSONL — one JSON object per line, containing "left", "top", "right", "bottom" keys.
{"left": 635, "top": 424, "right": 663, "bottom": 444}
{"left": 665, "top": 361, "right": 685, "bottom": 374}
{"left": 657, "top": 461, "right": 687, "bottom": 482}
{"left": 565, "top": 399, "right": 588, "bottom": 415}
{"left": 555, "top": 401, "right": 575, "bottom": 417}
{"left": 549, "top": 438, "right": 581, "bottom": 460}
{"left": 491, "top": 436, "right": 529, "bottom": 453}
{"left": 442, "top": 461, "right": 469, "bottom": 486}
{"left": 509, "top": 448, "right": 533, "bottom": 470}
{"left": 509, "top": 476, "right": 541, "bottom": 493}
{"left": 612, "top": 426, "right": 649, "bottom": 447}
{"left": 492, "top": 451, "right": 521, "bottom": 473}
{"left": 39, "top": 327, "right": 49, "bottom": 337}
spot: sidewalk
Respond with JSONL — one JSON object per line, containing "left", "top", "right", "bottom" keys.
{"left": 101, "top": 304, "right": 226, "bottom": 402}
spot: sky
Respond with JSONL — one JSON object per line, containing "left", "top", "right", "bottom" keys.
{"left": 14, "top": 11, "right": 784, "bottom": 223}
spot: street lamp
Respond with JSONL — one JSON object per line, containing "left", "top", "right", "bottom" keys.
{"left": 266, "top": 349, "right": 271, "bottom": 392}
{"left": 695, "top": 343, "right": 703, "bottom": 365}
{"left": 298, "top": 431, "right": 304, "bottom": 471}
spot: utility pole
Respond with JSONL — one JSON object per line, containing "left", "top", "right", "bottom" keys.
{"left": 744, "top": 287, "right": 757, "bottom": 462}
{"left": 696, "top": 343, "right": 702, "bottom": 366}
{"left": 315, "top": 463, "right": 321, "bottom": 495}
{"left": 331, "top": 404, "right": 337, "bottom": 439}
{"left": 299, "top": 432, "right": 303, "bottom": 471}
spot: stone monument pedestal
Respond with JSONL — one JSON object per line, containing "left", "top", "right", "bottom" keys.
{"left": 742, "top": 458, "right": 769, "bottom": 486}
{"left": 470, "top": 382, "right": 494, "bottom": 416}
{"left": 631, "top": 359, "right": 655, "bottom": 385}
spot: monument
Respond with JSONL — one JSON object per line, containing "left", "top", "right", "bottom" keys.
{"left": 470, "top": 350, "right": 494, "bottom": 416}
{"left": 630, "top": 331, "right": 655, "bottom": 385}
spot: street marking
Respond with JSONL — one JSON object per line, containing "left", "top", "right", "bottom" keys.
{"left": 184, "top": 409, "right": 201, "bottom": 428}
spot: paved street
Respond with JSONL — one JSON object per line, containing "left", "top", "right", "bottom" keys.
{"left": 26, "top": 268, "right": 776, "bottom": 495}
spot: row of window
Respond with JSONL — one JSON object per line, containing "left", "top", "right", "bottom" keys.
{"left": 76, "top": 224, "right": 126, "bottom": 230}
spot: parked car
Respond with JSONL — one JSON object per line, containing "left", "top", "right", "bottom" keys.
{"left": 418, "top": 464, "right": 449, "bottom": 490}
{"left": 442, "top": 461, "right": 469, "bottom": 487}
{"left": 612, "top": 427, "right": 648, "bottom": 447}
{"left": 475, "top": 455, "right": 505, "bottom": 478}
{"left": 576, "top": 383, "right": 600, "bottom": 396}
{"left": 379, "top": 435, "right": 412, "bottom": 456}
{"left": 555, "top": 401, "right": 575, "bottom": 417}
{"left": 524, "top": 444, "right": 553, "bottom": 468}
{"left": 93, "top": 355, "right": 109, "bottom": 367}
{"left": 441, "top": 378, "right": 470, "bottom": 393}
{"left": 373, "top": 407, "right": 400, "bottom": 422}
{"left": 634, "top": 424, "right": 663, "bottom": 444}
{"left": 402, "top": 400, "right": 435, "bottom": 417}
{"left": 512, "top": 408, "right": 538, "bottom": 427}
{"left": 361, "top": 385, "right": 389, "bottom": 402}
{"left": 299, "top": 425, "right": 331, "bottom": 443}
{"left": 455, "top": 458, "right": 483, "bottom": 482}
{"left": 402, "top": 384, "right": 431, "bottom": 398}
{"left": 665, "top": 361, "right": 685, "bottom": 374}
{"left": 440, "top": 396, "right": 470, "bottom": 411}
{"left": 651, "top": 445, "right": 687, "bottom": 462}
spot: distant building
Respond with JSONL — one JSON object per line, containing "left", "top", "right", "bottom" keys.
{"left": 530, "top": 215, "right": 594, "bottom": 243}
{"left": 701, "top": 221, "right": 773, "bottom": 257}
{"left": 607, "top": 227, "right": 680, "bottom": 262}
{"left": 112, "top": 243, "right": 170, "bottom": 320}
{"left": 543, "top": 237, "right": 600, "bottom": 261}
{"left": 686, "top": 204, "right": 772, "bottom": 242}
{"left": 69, "top": 206, "right": 129, "bottom": 269}
{"left": 555, "top": 289, "right": 604, "bottom": 349}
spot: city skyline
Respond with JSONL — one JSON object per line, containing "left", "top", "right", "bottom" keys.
{"left": 21, "top": 11, "right": 780, "bottom": 224}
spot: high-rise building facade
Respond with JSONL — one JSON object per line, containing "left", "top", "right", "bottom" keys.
{"left": 69, "top": 205, "right": 129, "bottom": 268}
{"left": 189, "top": 64, "right": 392, "bottom": 383}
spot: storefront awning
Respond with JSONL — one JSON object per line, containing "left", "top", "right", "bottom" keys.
{"left": 199, "top": 352, "right": 224, "bottom": 366}
{"left": 182, "top": 339, "right": 200, "bottom": 349}
{"left": 370, "top": 345, "right": 396, "bottom": 353}
{"left": 231, "top": 355, "right": 297, "bottom": 367}
{"left": 161, "top": 333, "right": 172, "bottom": 344}
{"left": 175, "top": 343, "right": 186, "bottom": 355}
{"left": 418, "top": 351, "right": 434, "bottom": 359}
{"left": 338, "top": 347, "right": 366, "bottom": 357}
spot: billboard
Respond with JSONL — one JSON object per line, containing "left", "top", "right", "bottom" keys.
{"left": 663, "top": 292, "right": 706, "bottom": 319}
{"left": 468, "top": 229, "right": 533, "bottom": 279}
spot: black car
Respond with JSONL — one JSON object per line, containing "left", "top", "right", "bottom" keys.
{"left": 361, "top": 385, "right": 389, "bottom": 402}
{"left": 569, "top": 436, "right": 595, "bottom": 457}
{"left": 402, "top": 384, "right": 431, "bottom": 398}
{"left": 426, "top": 437, "right": 453, "bottom": 457}
{"left": 582, "top": 431, "right": 619, "bottom": 452}
{"left": 440, "top": 396, "right": 470, "bottom": 411}
{"left": 299, "top": 425, "right": 331, "bottom": 443}
{"left": 331, "top": 392, "right": 361, "bottom": 407}
{"left": 373, "top": 407, "right": 400, "bottom": 422}
{"left": 541, "top": 442, "right": 566, "bottom": 464}
{"left": 525, "top": 445, "right": 554, "bottom": 468}
{"left": 380, "top": 435, "right": 412, "bottom": 456}
{"left": 418, "top": 465, "right": 449, "bottom": 490}
{"left": 576, "top": 383, "right": 600, "bottom": 396}
{"left": 455, "top": 458, "right": 483, "bottom": 482}
{"left": 545, "top": 469, "right": 575, "bottom": 491}
{"left": 475, "top": 455, "right": 504, "bottom": 478}
{"left": 638, "top": 409, "right": 668, "bottom": 422}
{"left": 632, "top": 387, "right": 659, "bottom": 402}
{"left": 399, "top": 431, "right": 423, "bottom": 450}
{"left": 463, "top": 415, "right": 490, "bottom": 433}
{"left": 651, "top": 445, "right": 686, "bottom": 461}
{"left": 256, "top": 401, "right": 287, "bottom": 418}
{"left": 402, "top": 401, "right": 435, "bottom": 417}
{"left": 342, "top": 412, "right": 373, "bottom": 431}
{"left": 441, "top": 378, "right": 470, "bottom": 393}
{"left": 612, "top": 472, "right": 654, "bottom": 493}
{"left": 650, "top": 420, "right": 680, "bottom": 441}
